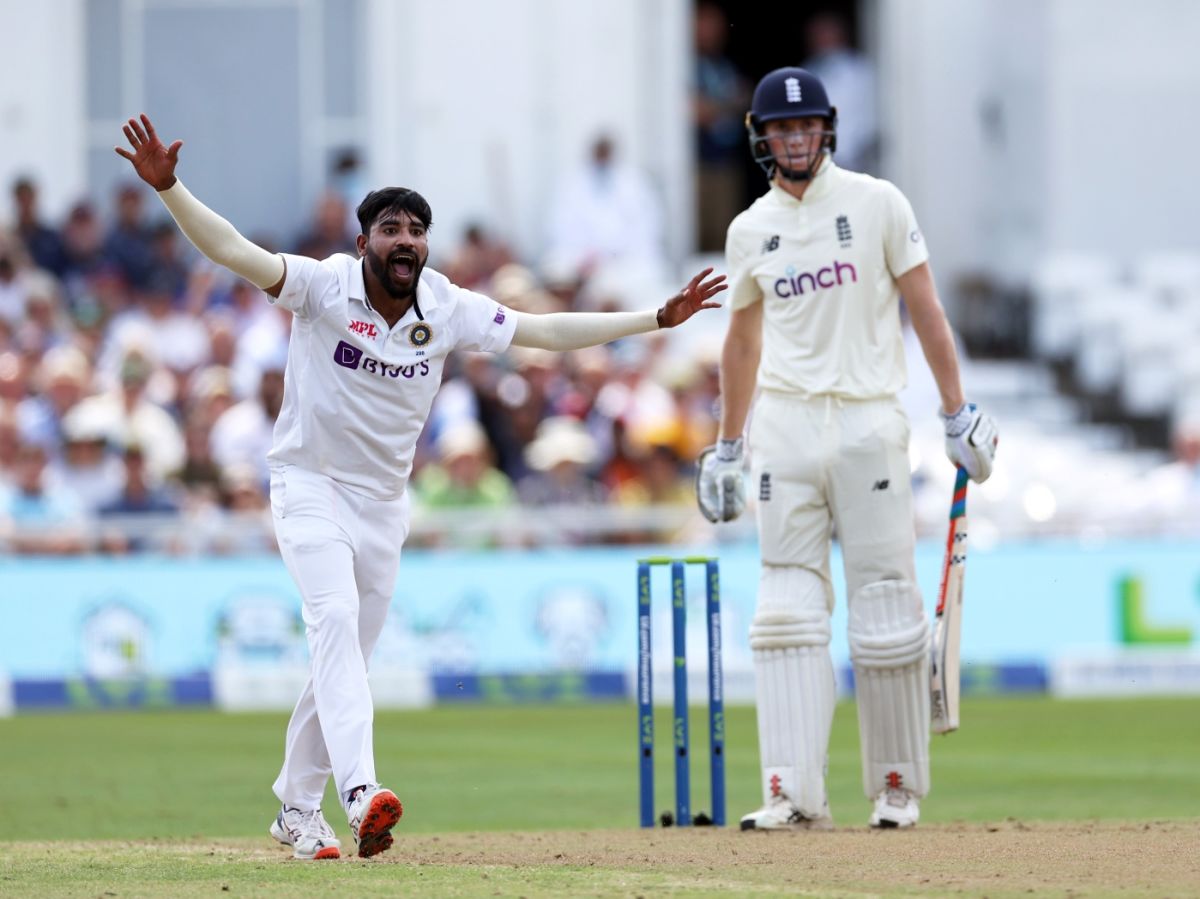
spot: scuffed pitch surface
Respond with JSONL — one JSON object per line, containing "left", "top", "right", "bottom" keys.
{"left": 4, "top": 821, "right": 1198, "bottom": 897}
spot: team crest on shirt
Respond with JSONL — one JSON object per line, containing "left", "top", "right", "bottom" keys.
{"left": 408, "top": 323, "right": 433, "bottom": 347}
{"left": 836, "top": 215, "right": 853, "bottom": 248}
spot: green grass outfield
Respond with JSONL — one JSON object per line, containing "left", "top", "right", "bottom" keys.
{"left": 2, "top": 696, "right": 1197, "bottom": 838}
{"left": 1, "top": 697, "right": 1198, "bottom": 897}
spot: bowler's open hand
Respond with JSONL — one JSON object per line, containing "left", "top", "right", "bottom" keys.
{"left": 114, "top": 114, "right": 182, "bottom": 192}
{"left": 657, "top": 268, "right": 727, "bottom": 328}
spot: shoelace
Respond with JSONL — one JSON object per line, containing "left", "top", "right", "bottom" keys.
{"left": 288, "top": 807, "right": 334, "bottom": 840}
{"left": 883, "top": 787, "right": 911, "bottom": 808}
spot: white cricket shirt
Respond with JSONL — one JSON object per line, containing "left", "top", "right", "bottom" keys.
{"left": 726, "top": 159, "right": 928, "bottom": 399}
{"left": 267, "top": 253, "right": 518, "bottom": 499}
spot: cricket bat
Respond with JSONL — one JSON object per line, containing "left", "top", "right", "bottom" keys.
{"left": 930, "top": 465, "right": 969, "bottom": 734}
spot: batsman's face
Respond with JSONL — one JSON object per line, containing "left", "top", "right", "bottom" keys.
{"left": 764, "top": 116, "right": 826, "bottom": 171}
{"left": 359, "top": 211, "right": 429, "bottom": 300}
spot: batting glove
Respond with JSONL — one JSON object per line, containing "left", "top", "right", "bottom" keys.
{"left": 696, "top": 437, "right": 747, "bottom": 523}
{"left": 939, "top": 403, "right": 998, "bottom": 483}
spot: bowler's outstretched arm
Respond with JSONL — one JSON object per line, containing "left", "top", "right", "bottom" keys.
{"left": 115, "top": 113, "right": 286, "bottom": 296}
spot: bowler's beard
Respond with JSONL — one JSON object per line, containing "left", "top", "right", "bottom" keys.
{"left": 366, "top": 245, "right": 425, "bottom": 300}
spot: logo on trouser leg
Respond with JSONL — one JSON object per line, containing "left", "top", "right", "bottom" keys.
{"left": 886, "top": 771, "right": 903, "bottom": 789}
{"left": 770, "top": 774, "right": 782, "bottom": 797}
{"left": 760, "top": 473, "right": 772, "bottom": 501}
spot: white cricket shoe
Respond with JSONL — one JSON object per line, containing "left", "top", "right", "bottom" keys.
{"left": 269, "top": 805, "right": 341, "bottom": 860}
{"left": 346, "top": 784, "right": 403, "bottom": 858}
{"left": 869, "top": 787, "right": 920, "bottom": 828}
{"left": 740, "top": 794, "right": 834, "bottom": 832}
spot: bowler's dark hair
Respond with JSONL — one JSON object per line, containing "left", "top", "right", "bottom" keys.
{"left": 355, "top": 188, "right": 433, "bottom": 236}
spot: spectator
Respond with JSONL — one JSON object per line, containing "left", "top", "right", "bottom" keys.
{"left": 15, "top": 272, "right": 71, "bottom": 356}
{"left": 517, "top": 416, "right": 607, "bottom": 506}
{"left": 544, "top": 134, "right": 667, "bottom": 293}
{"left": 103, "top": 184, "right": 155, "bottom": 289}
{"left": 693, "top": 1, "right": 751, "bottom": 251}
{"left": 0, "top": 233, "right": 33, "bottom": 326}
{"left": 146, "top": 220, "right": 189, "bottom": 298}
{"left": 293, "top": 190, "right": 355, "bottom": 260}
{"left": 210, "top": 366, "right": 285, "bottom": 490}
{"left": 414, "top": 419, "right": 516, "bottom": 510}
{"left": 61, "top": 202, "right": 107, "bottom": 286}
{"left": 16, "top": 344, "right": 92, "bottom": 453}
{"left": 11, "top": 177, "right": 67, "bottom": 276}
{"left": 97, "top": 442, "right": 181, "bottom": 554}
{"left": 69, "top": 349, "right": 186, "bottom": 482}
{"left": 0, "top": 442, "right": 86, "bottom": 555}
{"left": 803, "top": 11, "right": 879, "bottom": 175}
{"left": 49, "top": 403, "right": 124, "bottom": 514}
{"left": 442, "top": 222, "right": 516, "bottom": 292}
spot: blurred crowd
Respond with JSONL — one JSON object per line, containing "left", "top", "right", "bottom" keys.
{"left": 0, "top": 174, "right": 728, "bottom": 555}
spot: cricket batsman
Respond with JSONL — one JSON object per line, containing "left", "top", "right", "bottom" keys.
{"left": 695, "top": 67, "right": 998, "bottom": 829}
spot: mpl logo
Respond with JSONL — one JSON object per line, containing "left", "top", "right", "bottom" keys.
{"left": 348, "top": 319, "right": 378, "bottom": 339}
{"left": 773, "top": 260, "right": 858, "bottom": 298}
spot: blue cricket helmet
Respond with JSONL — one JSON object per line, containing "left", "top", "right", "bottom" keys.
{"left": 746, "top": 67, "right": 838, "bottom": 181}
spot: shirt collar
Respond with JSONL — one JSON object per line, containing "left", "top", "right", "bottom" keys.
{"left": 769, "top": 155, "right": 839, "bottom": 206}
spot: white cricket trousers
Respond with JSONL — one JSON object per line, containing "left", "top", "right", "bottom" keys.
{"left": 269, "top": 465, "right": 410, "bottom": 811}
{"left": 748, "top": 391, "right": 917, "bottom": 589}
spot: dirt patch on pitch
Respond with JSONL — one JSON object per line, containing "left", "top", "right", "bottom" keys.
{"left": 371, "top": 820, "right": 1200, "bottom": 896}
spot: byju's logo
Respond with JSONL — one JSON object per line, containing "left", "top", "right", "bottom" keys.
{"left": 334, "top": 341, "right": 364, "bottom": 369}
{"left": 773, "top": 261, "right": 858, "bottom": 298}
{"left": 761, "top": 234, "right": 780, "bottom": 254}
{"left": 836, "top": 215, "right": 852, "bottom": 247}
{"left": 333, "top": 340, "right": 431, "bottom": 380}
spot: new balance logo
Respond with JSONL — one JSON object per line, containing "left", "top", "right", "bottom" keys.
{"left": 872, "top": 479, "right": 889, "bottom": 491}
{"left": 784, "top": 77, "right": 802, "bottom": 102}
{"left": 759, "top": 473, "right": 772, "bottom": 501}
{"left": 836, "top": 215, "right": 852, "bottom": 247}
{"left": 761, "top": 234, "right": 780, "bottom": 254}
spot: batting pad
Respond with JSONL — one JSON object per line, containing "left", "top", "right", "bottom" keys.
{"left": 848, "top": 579, "right": 930, "bottom": 799}
{"left": 750, "top": 566, "right": 835, "bottom": 817}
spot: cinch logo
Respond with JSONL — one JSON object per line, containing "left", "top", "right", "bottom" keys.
{"left": 348, "top": 319, "right": 378, "bottom": 339}
{"left": 332, "top": 340, "right": 432, "bottom": 380}
{"left": 773, "top": 260, "right": 857, "bottom": 298}
{"left": 493, "top": 306, "right": 507, "bottom": 325}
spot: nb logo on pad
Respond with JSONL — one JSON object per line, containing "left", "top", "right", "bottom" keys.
{"left": 872, "top": 480, "right": 889, "bottom": 491}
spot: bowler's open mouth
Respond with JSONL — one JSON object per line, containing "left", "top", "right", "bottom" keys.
{"left": 389, "top": 253, "right": 416, "bottom": 278}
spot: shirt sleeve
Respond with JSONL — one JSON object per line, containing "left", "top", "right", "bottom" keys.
{"left": 450, "top": 286, "right": 519, "bottom": 353}
{"left": 726, "top": 220, "right": 764, "bottom": 311}
{"left": 881, "top": 182, "right": 930, "bottom": 279}
{"left": 271, "top": 253, "right": 341, "bottom": 320}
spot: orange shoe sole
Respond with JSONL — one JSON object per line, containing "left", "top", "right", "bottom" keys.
{"left": 356, "top": 790, "right": 403, "bottom": 858}
{"left": 312, "top": 845, "right": 341, "bottom": 860}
